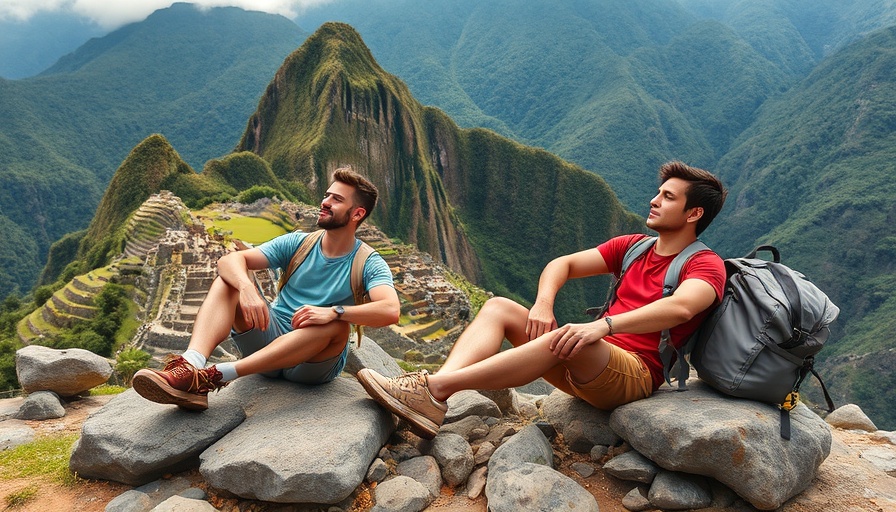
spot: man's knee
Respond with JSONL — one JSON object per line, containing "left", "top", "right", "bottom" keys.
{"left": 481, "top": 297, "right": 526, "bottom": 317}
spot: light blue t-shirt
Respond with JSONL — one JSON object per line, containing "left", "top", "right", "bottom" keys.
{"left": 258, "top": 231, "right": 394, "bottom": 332}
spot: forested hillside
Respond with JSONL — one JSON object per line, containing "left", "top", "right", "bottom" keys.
{"left": 712, "top": 26, "right": 896, "bottom": 425}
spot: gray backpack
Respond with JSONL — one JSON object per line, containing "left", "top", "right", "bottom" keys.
{"left": 688, "top": 246, "right": 839, "bottom": 438}
{"left": 590, "top": 240, "right": 839, "bottom": 439}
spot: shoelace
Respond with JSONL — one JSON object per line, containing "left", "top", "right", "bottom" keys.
{"left": 194, "top": 368, "right": 227, "bottom": 394}
{"left": 161, "top": 356, "right": 226, "bottom": 393}
{"left": 391, "top": 370, "right": 428, "bottom": 389}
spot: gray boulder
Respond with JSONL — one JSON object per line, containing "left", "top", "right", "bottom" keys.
{"left": 445, "top": 390, "right": 501, "bottom": 423}
{"left": 485, "top": 462, "right": 599, "bottom": 512}
{"left": 150, "top": 495, "right": 217, "bottom": 511}
{"left": 198, "top": 375, "right": 394, "bottom": 504}
{"left": 431, "top": 432, "right": 474, "bottom": 487}
{"left": 346, "top": 336, "right": 404, "bottom": 377}
{"left": 647, "top": 470, "right": 712, "bottom": 510}
{"left": 488, "top": 423, "right": 554, "bottom": 473}
{"left": 610, "top": 380, "right": 832, "bottom": 510}
{"left": 104, "top": 476, "right": 195, "bottom": 512}
{"left": 371, "top": 475, "right": 432, "bottom": 512}
{"left": 15, "top": 391, "right": 65, "bottom": 420}
{"left": 69, "top": 389, "right": 246, "bottom": 486}
{"left": 439, "top": 414, "right": 488, "bottom": 441}
{"left": 826, "top": 403, "right": 877, "bottom": 432}
{"left": 542, "top": 389, "right": 620, "bottom": 452}
{"left": 397, "top": 456, "right": 442, "bottom": 498}
{"left": 0, "top": 419, "right": 35, "bottom": 450}
{"left": 477, "top": 388, "right": 518, "bottom": 416}
{"left": 16, "top": 345, "right": 112, "bottom": 396}
{"left": 603, "top": 449, "right": 659, "bottom": 484}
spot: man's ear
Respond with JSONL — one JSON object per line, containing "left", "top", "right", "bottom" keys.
{"left": 352, "top": 206, "right": 367, "bottom": 222}
{"left": 687, "top": 207, "right": 704, "bottom": 224}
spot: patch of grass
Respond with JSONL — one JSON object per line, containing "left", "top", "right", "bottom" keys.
{"left": 202, "top": 213, "right": 287, "bottom": 245}
{"left": 89, "top": 384, "right": 126, "bottom": 395}
{"left": 0, "top": 434, "right": 80, "bottom": 486}
{"left": 4, "top": 484, "right": 39, "bottom": 508}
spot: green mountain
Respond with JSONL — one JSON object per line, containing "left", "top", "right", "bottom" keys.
{"left": 296, "top": 0, "right": 804, "bottom": 210}
{"left": 0, "top": 12, "right": 103, "bottom": 79}
{"left": 56, "top": 22, "right": 641, "bottom": 323}
{"left": 712, "top": 26, "right": 896, "bottom": 427}
{"left": 0, "top": 3, "right": 306, "bottom": 297}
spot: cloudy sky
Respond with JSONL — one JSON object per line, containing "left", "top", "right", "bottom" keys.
{"left": 0, "top": 0, "right": 333, "bottom": 28}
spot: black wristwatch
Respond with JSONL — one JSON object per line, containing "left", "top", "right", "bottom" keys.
{"left": 333, "top": 305, "right": 345, "bottom": 319}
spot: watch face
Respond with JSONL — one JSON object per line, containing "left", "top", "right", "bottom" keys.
{"left": 335, "top": 305, "right": 345, "bottom": 315}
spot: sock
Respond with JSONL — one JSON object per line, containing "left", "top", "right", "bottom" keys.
{"left": 216, "top": 362, "right": 239, "bottom": 383}
{"left": 181, "top": 349, "right": 206, "bottom": 369}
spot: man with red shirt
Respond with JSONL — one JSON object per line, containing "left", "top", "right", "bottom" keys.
{"left": 357, "top": 162, "right": 727, "bottom": 439}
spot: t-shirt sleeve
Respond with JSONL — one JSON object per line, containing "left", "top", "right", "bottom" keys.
{"left": 362, "top": 252, "right": 394, "bottom": 290}
{"left": 257, "top": 232, "right": 307, "bottom": 271}
{"left": 681, "top": 251, "right": 726, "bottom": 303}
{"left": 597, "top": 234, "right": 650, "bottom": 277}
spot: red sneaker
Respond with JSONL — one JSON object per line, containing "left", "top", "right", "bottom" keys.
{"left": 132, "top": 355, "right": 226, "bottom": 410}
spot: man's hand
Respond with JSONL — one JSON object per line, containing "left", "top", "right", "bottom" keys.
{"left": 291, "top": 305, "right": 339, "bottom": 329}
{"left": 548, "top": 321, "right": 608, "bottom": 360}
{"left": 526, "top": 299, "right": 558, "bottom": 340}
{"left": 238, "top": 286, "right": 270, "bottom": 331}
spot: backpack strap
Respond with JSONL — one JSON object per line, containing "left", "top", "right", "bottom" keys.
{"left": 585, "top": 236, "right": 657, "bottom": 318}
{"left": 278, "top": 230, "right": 325, "bottom": 292}
{"left": 656, "top": 240, "right": 711, "bottom": 390}
{"left": 349, "top": 241, "right": 375, "bottom": 346}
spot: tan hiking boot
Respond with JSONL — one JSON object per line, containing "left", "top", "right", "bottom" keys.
{"left": 132, "top": 355, "right": 227, "bottom": 411}
{"left": 356, "top": 368, "right": 447, "bottom": 439}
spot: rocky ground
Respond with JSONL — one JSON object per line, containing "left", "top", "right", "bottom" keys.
{"left": 1, "top": 394, "right": 894, "bottom": 512}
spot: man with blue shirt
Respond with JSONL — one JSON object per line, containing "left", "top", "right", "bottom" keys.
{"left": 133, "top": 168, "right": 400, "bottom": 410}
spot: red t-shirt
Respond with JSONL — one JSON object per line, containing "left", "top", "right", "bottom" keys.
{"left": 597, "top": 234, "right": 725, "bottom": 390}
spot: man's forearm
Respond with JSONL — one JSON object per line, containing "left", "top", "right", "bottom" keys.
{"left": 338, "top": 300, "right": 400, "bottom": 328}
{"left": 533, "top": 258, "right": 571, "bottom": 308}
{"left": 216, "top": 253, "right": 257, "bottom": 293}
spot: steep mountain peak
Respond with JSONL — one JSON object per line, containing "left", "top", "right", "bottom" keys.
{"left": 234, "top": 22, "right": 484, "bottom": 282}
{"left": 238, "top": 21, "right": 413, "bottom": 168}
{"left": 78, "top": 134, "right": 193, "bottom": 267}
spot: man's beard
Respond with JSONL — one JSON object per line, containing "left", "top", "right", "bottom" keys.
{"left": 317, "top": 208, "right": 351, "bottom": 230}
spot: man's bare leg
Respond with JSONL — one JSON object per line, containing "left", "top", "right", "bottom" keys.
{"left": 438, "top": 296, "right": 574, "bottom": 394}
{"left": 356, "top": 326, "right": 612, "bottom": 439}
{"left": 437, "top": 297, "right": 530, "bottom": 373}
{"left": 427, "top": 333, "right": 612, "bottom": 402}
{"left": 185, "top": 276, "right": 243, "bottom": 359}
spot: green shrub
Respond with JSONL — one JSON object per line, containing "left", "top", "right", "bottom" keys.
{"left": 236, "top": 185, "right": 283, "bottom": 204}
{"left": 115, "top": 348, "right": 151, "bottom": 386}
{"left": 32, "top": 286, "right": 53, "bottom": 308}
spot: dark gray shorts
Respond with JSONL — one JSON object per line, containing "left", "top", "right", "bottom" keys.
{"left": 230, "top": 312, "right": 349, "bottom": 385}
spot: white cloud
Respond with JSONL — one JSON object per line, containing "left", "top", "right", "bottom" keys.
{"left": 0, "top": 0, "right": 70, "bottom": 22}
{"left": 0, "top": 0, "right": 336, "bottom": 29}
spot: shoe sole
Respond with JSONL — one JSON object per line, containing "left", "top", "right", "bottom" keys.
{"left": 132, "top": 370, "right": 208, "bottom": 411}
{"left": 356, "top": 369, "right": 439, "bottom": 440}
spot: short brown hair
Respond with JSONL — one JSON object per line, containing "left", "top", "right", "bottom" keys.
{"left": 659, "top": 161, "right": 727, "bottom": 235}
{"left": 333, "top": 167, "right": 378, "bottom": 223}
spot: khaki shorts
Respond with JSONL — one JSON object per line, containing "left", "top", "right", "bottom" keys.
{"left": 565, "top": 344, "right": 653, "bottom": 410}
